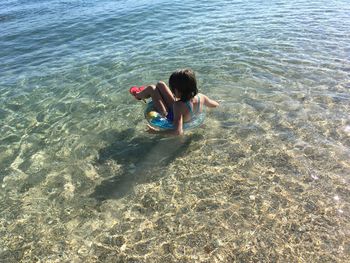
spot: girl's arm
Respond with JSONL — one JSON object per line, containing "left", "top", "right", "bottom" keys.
{"left": 147, "top": 103, "right": 184, "bottom": 136}
{"left": 172, "top": 103, "right": 184, "bottom": 135}
{"left": 202, "top": 94, "right": 219, "bottom": 108}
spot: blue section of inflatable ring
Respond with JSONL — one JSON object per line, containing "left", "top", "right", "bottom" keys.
{"left": 144, "top": 101, "right": 205, "bottom": 130}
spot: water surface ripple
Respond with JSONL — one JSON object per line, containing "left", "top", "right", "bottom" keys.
{"left": 0, "top": 0, "right": 349, "bottom": 262}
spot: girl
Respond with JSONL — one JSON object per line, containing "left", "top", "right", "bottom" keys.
{"left": 130, "top": 68, "right": 219, "bottom": 135}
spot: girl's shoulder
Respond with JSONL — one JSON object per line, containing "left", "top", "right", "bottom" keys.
{"left": 174, "top": 93, "right": 204, "bottom": 108}
{"left": 174, "top": 94, "right": 202, "bottom": 107}
{"left": 194, "top": 93, "right": 206, "bottom": 105}
{"left": 196, "top": 93, "right": 204, "bottom": 101}
{"left": 197, "top": 93, "right": 207, "bottom": 99}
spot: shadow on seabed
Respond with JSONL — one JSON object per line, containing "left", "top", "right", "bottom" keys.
{"left": 90, "top": 128, "right": 203, "bottom": 200}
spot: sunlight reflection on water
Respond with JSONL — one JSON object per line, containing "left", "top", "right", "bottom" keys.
{"left": 1, "top": 0, "right": 350, "bottom": 262}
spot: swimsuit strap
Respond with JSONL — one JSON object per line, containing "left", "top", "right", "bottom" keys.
{"left": 196, "top": 95, "right": 200, "bottom": 113}
{"left": 185, "top": 95, "right": 201, "bottom": 119}
{"left": 184, "top": 100, "right": 194, "bottom": 118}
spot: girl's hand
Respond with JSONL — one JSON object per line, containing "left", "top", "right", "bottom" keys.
{"left": 146, "top": 124, "right": 183, "bottom": 136}
{"left": 146, "top": 124, "right": 160, "bottom": 134}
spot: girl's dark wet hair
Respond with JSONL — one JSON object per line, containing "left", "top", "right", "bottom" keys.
{"left": 169, "top": 68, "right": 198, "bottom": 101}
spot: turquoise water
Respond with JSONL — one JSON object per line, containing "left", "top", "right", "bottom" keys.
{"left": 1, "top": 0, "right": 350, "bottom": 261}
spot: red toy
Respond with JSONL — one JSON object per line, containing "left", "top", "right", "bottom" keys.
{"left": 129, "top": 86, "right": 145, "bottom": 99}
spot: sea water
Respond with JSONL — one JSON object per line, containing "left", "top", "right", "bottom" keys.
{"left": 0, "top": 0, "right": 349, "bottom": 262}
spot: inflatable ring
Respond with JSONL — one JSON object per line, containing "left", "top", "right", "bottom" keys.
{"left": 144, "top": 101, "right": 205, "bottom": 130}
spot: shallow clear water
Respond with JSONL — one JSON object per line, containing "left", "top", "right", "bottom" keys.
{"left": 1, "top": 0, "right": 350, "bottom": 262}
